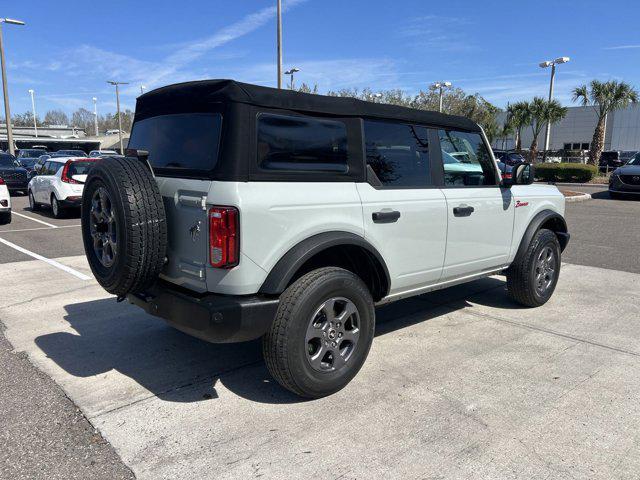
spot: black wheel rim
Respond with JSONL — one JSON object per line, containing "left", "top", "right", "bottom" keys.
{"left": 305, "top": 297, "right": 360, "bottom": 373}
{"left": 90, "top": 187, "right": 118, "bottom": 268}
{"left": 535, "top": 246, "right": 556, "bottom": 295}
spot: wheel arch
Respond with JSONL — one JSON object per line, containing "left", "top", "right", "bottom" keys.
{"left": 258, "top": 231, "right": 391, "bottom": 302}
{"left": 513, "top": 209, "right": 569, "bottom": 265}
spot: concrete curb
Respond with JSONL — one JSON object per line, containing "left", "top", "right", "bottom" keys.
{"left": 563, "top": 192, "right": 592, "bottom": 203}
{"left": 535, "top": 182, "right": 608, "bottom": 187}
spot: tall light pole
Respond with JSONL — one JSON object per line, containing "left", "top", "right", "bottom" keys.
{"left": 0, "top": 18, "right": 25, "bottom": 156}
{"left": 431, "top": 81, "right": 452, "bottom": 113}
{"left": 92, "top": 97, "right": 99, "bottom": 136}
{"left": 284, "top": 67, "right": 299, "bottom": 90}
{"left": 276, "top": 0, "right": 283, "bottom": 89}
{"left": 140, "top": 85, "right": 145, "bottom": 95}
{"left": 107, "top": 80, "right": 129, "bottom": 154}
{"left": 28, "top": 88, "right": 37, "bottom": 137}
{"left": 539, "top": 56, "right": 570, "bottom": 156}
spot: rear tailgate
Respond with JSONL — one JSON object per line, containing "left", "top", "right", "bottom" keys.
{"left": 156, "top": 177, "right": 212, "bottom": 292}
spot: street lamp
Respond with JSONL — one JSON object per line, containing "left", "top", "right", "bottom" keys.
{"left": 92, "top": 97, "right": 98, "bottom": 136}
{"left": 28, "top": 88, "right": 37, "bottom": 137}
{"left": 284, "top": 67, "right": 299, "bottom": 90}
{"left": 107, "top": 80, "right": 129, "bottom": 154}
{"left": 140, "top": 85, "right": 146, "bottom": 95}
{"left": 276, "top": 0, "right": 283, "bottom": 89}
{"left": 368, "top": 92, "right": 382, "bottom": 102}
{"left": 539, "top": 56, "right": 570, "bottom": 156}
{"left": 0, "top": 18, "right": 25, "bottom": 156}
{"left": 431, "top": 81, "right": 452, "bottom": 113}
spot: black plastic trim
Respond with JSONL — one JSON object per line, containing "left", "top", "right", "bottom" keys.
{"left": 128, "top": 283, "right": 279, "bottom": 344}
{"left": 513, "top": 210, "right": 570, "bottom": 265}
{"left": 259, "top": 231, "right": 391, "bottom": 297}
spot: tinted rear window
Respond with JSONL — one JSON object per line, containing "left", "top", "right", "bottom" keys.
{"left": 257, "top": 113, "right": 348, "bottom": 173}
{"left": 128, "top": 113, "right": 222, "bottom": 171}
{"left": 68, "top": 161, "right": 96, "bottom": 176}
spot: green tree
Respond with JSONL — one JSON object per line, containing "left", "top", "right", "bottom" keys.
{"left": 528, "top": 97, "right": 567, "bottom": 162}
{"left": 507, "top": 101, "right": 531, "bottom": 151}
{"left": 572, "top": 80, "right": 639, "bottom": 165}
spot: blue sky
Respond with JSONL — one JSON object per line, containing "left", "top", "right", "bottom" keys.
{"left": 2, "top": 0, "right": 639, "bottom": 116}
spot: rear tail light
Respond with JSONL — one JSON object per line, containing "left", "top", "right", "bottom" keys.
{"left": 61, "top": 161, "right": 79, "bottom": 184}
{"left": 209, "top": 206, "right": 239, "bottom": 268}
{"left": 0, "top": 177, "right": 4, "bottom": 185}
{"left": 503, "top": 172, "right": 512, "bottom": 180}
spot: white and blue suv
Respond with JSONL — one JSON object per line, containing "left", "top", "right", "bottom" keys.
{"left": 81, "top": 80, "right": 569, "bottom": 398}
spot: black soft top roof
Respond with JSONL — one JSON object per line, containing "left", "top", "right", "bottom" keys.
{"left": 135, "top": 79, "right": 481, "bottom": 132}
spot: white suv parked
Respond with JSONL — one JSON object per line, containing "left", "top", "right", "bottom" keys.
{"left": 0, "top": 176, "right": 11, "bottom": 224}
{"left": 80, "top": 80, "right": 569, "bottom": 398}
{"left": 29, "top": 157, "right": 96, "bottom": 218}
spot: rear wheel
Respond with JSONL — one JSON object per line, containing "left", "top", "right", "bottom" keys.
{"left": 506, "top": 229, "right": 561, "bottom": 307}
{"left": 51, "top": 194, "right": 65, "bottom": 219}
{"left": 263, "top": 267, "right": 375, "bottom": 398}
{"left": 29, "top": 190, "right": 39, "bottom": 211}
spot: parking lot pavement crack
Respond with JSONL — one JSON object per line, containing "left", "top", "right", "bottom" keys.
{"left": 457, "top": 308, "right": 640, "bottom": 359}
{"left": 0, "top": 283, "right": 96, "bottom": 311}
{"left": 89, "top": 359, "right": 264, "bottom": 420}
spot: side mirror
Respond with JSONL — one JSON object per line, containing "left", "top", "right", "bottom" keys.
{"left": 502, "top": 161, "right": 534, "bottom": 187}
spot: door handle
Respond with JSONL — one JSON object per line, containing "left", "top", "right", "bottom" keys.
{"left": 453, "top": 205, "right": 475, "bottom": 217}
{"left": 372, "top": 210, "right": 401, "bottom": 223}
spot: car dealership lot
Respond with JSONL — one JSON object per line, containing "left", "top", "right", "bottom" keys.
{"left": 1, "top": 188, "right": 639, "bottom": 479}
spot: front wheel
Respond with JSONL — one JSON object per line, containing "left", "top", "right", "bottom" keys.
{"left": 506, "top": 228, "right": 561, "bottom": 307}
{"left": 263, "top": 267, "right": 375, "bottom": 398}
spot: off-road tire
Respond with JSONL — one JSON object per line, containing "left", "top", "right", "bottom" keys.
{"left": 263, "top": 267, "right": 375, "bottom": 398}
{"left": 81, "top": 157, "right": 167, "bottom": 297}
{"left": 506, "top": 228, "right": 561, "bottom": 307}
{"left": 0, "top": 211, "right": 10, "bottom": 225}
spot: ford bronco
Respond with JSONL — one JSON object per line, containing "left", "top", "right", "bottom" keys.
{"left": 81, "top": 80, "right": 569, "bottom": 398}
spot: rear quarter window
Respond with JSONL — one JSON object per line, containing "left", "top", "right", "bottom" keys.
{"left": 257, "top": 113, "right": 349, "bottom": 173}
{"left": 128, "top": 113, "right": 222, "bottom": 173}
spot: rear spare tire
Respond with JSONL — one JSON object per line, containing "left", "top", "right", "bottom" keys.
{"left": 81, "top": 157, "right": 167, "bottom": 297}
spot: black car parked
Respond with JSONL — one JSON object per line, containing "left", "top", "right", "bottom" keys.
{"left": 0, "top": 153, "right": 29, "bottom": 193}
{"left": 609, "top": 152, "right": 640, "bottom": 199}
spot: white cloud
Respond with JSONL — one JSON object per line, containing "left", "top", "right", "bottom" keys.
{"left": 603, "top": 45, "right": 640, "bottom": 50}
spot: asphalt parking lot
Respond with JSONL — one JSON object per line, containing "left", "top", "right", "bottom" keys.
{"left": 1, "top": 186, "right": 639, "bottom": 479}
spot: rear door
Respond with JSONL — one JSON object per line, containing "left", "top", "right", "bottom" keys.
{"left": 357, "top": 120, "right": 447, "bottom": 295}
{"left": 435, "top": 129, "right": 514, "bottom": 280}
{"left": 127, "top": 112, "right": 222, "bottom": 292}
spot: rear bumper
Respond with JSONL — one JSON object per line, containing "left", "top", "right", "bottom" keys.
{"left": 127, "top": 282, "right": 279, "bottom": 343}
{"left": 60, "top": 196, "right": 83, "bottom": 207}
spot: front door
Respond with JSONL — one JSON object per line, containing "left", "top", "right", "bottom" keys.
{"left": 357, "top": 120, "right": 447, "bottom": 296}
{"left": 435, "top": 128, "right": 514, "bottom": 280}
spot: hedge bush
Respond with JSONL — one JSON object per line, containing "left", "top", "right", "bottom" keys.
{"left": 534, "top": 163, "right": 598, "bottom": 183}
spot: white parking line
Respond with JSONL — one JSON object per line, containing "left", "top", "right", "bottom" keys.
{"left": 12, "top": 211, "right": 58, "bottom": 228}
{"left": 0, "top": 237, "right": 91, "bottom": 280}
{"left": 0, "top": 224, "right": 80, "bottom": 234}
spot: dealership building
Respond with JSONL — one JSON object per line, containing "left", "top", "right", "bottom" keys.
{"left": 493, "top": 103, "right": 640, "bottom": 153}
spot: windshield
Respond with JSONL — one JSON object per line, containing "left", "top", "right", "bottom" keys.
{"left": 20, "top": 159, "right": 37, "bottom": 168}
{"left": 0, "top": 156, "right": 17, "bottom": 168}
{"left": 67, "top": 160, "right": 96, "bottom": 176}
{"left": 19, "top": 149, "right": 47, "bottom": 158}
{"left": 628, "top": 154, "right": 640, "bottom": 166}
{"left": 57, "top": 150, "right": 85, "bottom": 157}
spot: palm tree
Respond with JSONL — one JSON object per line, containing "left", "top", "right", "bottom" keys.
{"left": 528, "top": 97, "right": 568, "bottom": 162}
{"left": 499, "top": 118, "right": 514, "bottom": 150}
{"left": 507, "top": 101, "right": 531, "bottom": 151}
{"left": 572, "top": 80, "right": 639, "bottom": 165}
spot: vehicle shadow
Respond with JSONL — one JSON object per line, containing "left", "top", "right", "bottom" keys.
{"left": 591, "top": 190, "right": 639, "bottom": 201}
{"left": 35, "top": 277, "right": 516, "bottom": 405}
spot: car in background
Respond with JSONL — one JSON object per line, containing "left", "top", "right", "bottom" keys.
{"left": 609, "top": 152, "right": 640, "bottom": 199}
{"left": 17, "top": 148, "right": 47, "bottom": 160}
{"left": 0, "top": 152, "right": 29, "bottom": 194}
{"left": 105, "top": 129, "right": 126, "bottom": 135}
{"left": 0, "top": 176, "right": 11, "bottom": 224}
{"left": 28, "top": 157, "right": 97, "bottom": 218}
{"left": 496, "top": 151, "right": 527, "bottom": 166}
{"left": 18, "top": 157, "right": 39, "bottom": 178}
{"left": 89, "top": 149, "right": 118, "bottom": 157}
{"left": 599, "top": 150, "right": 625, "bottom": 172}
{"left": 55, "top": 149, "right": 86, "bottom": 157}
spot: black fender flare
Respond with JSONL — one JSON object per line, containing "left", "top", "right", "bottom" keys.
{"left": 258, "top": 231, "right": 391, "bottom": 297}
{"left": 513, "top": 209, "right": 569, "bottom": 264}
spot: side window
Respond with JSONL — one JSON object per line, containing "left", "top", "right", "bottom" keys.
{"left": 49, "top": 162, "right": 63, "bottom": 175}
{"left": 438, "top": 130, "right": 496, "bottom": 187}
{"left": 363, "top": 120, "right": 431, "bottom": 187}
{"left": 257, "top": 113, "right": 348, "bottom": 173}
{"left": 42, "top": 162, "right": 52, "bottom": 175}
